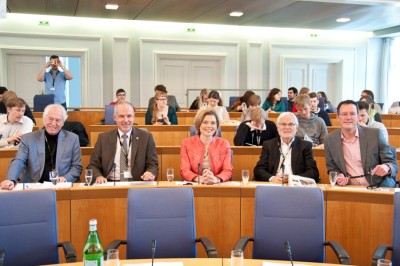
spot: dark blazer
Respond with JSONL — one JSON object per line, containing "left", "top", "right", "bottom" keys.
{"left": 234, "top": 120, "right": 278, "bottom": 146}
{"left": 324, "top": 126, "right": 397, "bottom": 187}
{"left": 254, "top": 136, "right": 319, "bottom": 182}
{"left": 88, "top": 128, "right": 159, "bottom": 181}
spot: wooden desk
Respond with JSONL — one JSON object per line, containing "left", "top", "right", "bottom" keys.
{"left": 44, "top": 258, "right": 223, "bottom": 266}
{"left": 224, "top": 258, "right": 356, "bottom": 265}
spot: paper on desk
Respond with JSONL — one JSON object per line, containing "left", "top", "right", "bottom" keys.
{"left": 124, "top": 262, "right": 183, "bottom": 266}
{"left": 14, "top": 182, "right": 72, "bottom": 190}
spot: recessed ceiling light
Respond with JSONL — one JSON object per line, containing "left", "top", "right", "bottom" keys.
{"left": 336, "top": 17, "right": 350, "bottom": 23}
{"left": 105, "top": 3, "right": 119, "bottom": 10}
{"left": 229, "top": 11, "right": 243, "bottom": 17}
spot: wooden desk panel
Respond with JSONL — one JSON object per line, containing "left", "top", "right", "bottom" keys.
{"left": 325, "top": 189, "right": 394, "bottom": 266}
{"left": 44, "top": 258, "right": 223, "bottom": 266}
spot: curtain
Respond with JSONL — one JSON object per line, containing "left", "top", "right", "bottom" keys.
{"left": 380, "top": 37, "right": 392, "bottom": 113}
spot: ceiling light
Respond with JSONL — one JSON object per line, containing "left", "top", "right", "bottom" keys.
{"left": 336, "top": 18, "right": 350, "bottom": 23}
{"left": 105, "top": 3, "right": 119, "bottom": 10}
{"left": 229, "top": 11, "right": 243, "bottom": 17}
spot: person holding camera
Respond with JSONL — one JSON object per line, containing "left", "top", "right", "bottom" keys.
{"left": 37, "top": 55, "right": 73, "bottom": 109}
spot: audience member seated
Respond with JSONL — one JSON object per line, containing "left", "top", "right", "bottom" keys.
{"left": 229, "top": 90, "right": 255, "bottom": 111}
{"left": 261, "top": 88, "right": 286, "bottom": 112}
{"left": 0, "top": 86, "right": 7, "bottom": 102}
{"left": 360, "top": 95, "right": 382, "bottom": 122}
{"left": 294, "top": 94, "right": 328, "bottom": 147}
{"left": 0, "top": 104, "right": 82, "bottom": 190}
{"left": 180, "top": 108, "right": 232, "bottom": 184}
{"left": 299, "top": 87, "right": 310, "bottom": 95}
{"left": 0, "top": 89, "right": 36, "bottom": 124}
{"left": 357, "top": 101, "right": 389, "bottom": 143}
{"left": 317, "top": 91, "right": 336, "bottom": 113}
{"left": 253, "top": 112, "right": 319, "bottom": 183}
{"left": 309, "top": 92, "right": 332, "bottom": 126}
{"left": 287, "top": 87, "right": 298, "bottom": 112}
{"left": 189, "top": 88, "right": 208, "bottom": 110}
{"left": 89, "top": 101, "right": 158, "bottom": 184}
{"left": 196, "top": 90, "right": 230, "bottom": 122}
{"left": 360, "top": 89, "right": 382, "bottom": 114}
{"left": 324, "top": 100, "right": 398, "bottom": 188}
{"left": 145, "top": 91, "right": 178, "bottom": 125}
{"left": 148, "top": 84, "right": 181, "bottom": 112}
{"left": 240, "top": 94, "right": 266, "bottom": 122}
{"left": 0, "top": 97, "right": 34, "bottom": 148}
{"left": 234, "top": 107, "right": 278, "bottom": 146}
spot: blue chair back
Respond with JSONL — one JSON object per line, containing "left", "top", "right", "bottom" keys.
{"left": 126, "top": 188, "right": 197, "bottom": 258}
{"left": 0, "top": 190, "right": 59, "bottom": 266}
{"left": 33, "top": 94, "right": 55, "bottom": 111}
{"left": 281, "top": 96, "right": 289, "bottom": 111}
{"left": 104, "top": 105, "right": 116, "bottom": 125}
{"left": 253, "top": 186, "right": 325, "bottom": 262}
{"left": 229, "top": 96, "right": 239, "bottom": 107}
{"left": 392, "top": 192, "right": 400, "bottom": 265}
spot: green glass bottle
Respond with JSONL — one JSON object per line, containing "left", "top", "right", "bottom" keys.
{"left": 83, "top": 219, "right": 104, "bottom": 266}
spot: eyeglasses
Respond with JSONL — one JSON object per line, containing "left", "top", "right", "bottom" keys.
{"left": 156, "top": 98, "right": 167, "bottom": 101}
{"left": 339, "top": 112, "right": 357, "bottom": 117}
{"left": 278, "top": 123, "right": 296, "bottom": 128}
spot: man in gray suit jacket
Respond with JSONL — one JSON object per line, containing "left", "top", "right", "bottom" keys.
{"left": 1, "top": 104, "right": 82, "bottom": 190}
{"left": 324, "top": 100, "right": 397, "bottom": 188}
{"left": 89, "top": 101, "right": 158, "bottom": 183}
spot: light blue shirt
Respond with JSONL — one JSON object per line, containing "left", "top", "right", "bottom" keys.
{"left": 43, "top": 70, "right": 67, "bottom": 104}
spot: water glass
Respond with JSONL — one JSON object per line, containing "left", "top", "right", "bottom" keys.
{"left": 85, "top": 169, "right": 93, "bottom": 186}
{"left": 377, "top": 259, "right": 392, "bottom": 266}
{"left": 166, "top": 168, "right": 174, "bottom": 182}
{"left": 231, "top": 249, "right": 243, "bottom": 266}
{"left": 242, "top": 169, "right": 250, "bottom": 185}
{"left": 106, "top": 249, "right": 120, "bottom": 266}
{"left": 329, "top": 171, "right": 338, "bottom": 188}
{"left": 49, "top": 170, "right": 58, "bottom": 185}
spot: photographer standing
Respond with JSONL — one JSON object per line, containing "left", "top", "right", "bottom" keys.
{"left": 37, "top": 55, "right": 73, "bottom": 110}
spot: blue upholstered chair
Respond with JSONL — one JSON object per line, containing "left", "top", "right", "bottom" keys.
{"left": 0, "top": 190, "right": 76, "bottom": 266}
{"left": 33, "top": 94, "right": 55, "bottom": 111}
{"left": 105, "top": 188, "right": 218, "bottom": 258}
{"left": 233, "top": 186, "right": 351, "bottom": 264}
{"left": 371, "top": 192, "right": 400, "bottom": 265}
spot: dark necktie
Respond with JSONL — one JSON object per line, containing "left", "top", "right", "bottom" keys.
{"left": 120, "top": 134, "right": 128, "bottom": 173}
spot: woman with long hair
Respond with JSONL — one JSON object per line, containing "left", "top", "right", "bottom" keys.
{"left": 189, "top": 88, "right": 208, "bottom": 110}
{"left": 196, "top": 90, "right": 230, "bottom": 121}
{"left": 317, "top": 91, "right": 336, "bottom": 113}
{"left": 261, "top": 88, "right": 286, "bottom": 112}
{"left": 145, "top": 91, "right": 178, "bottom": 125}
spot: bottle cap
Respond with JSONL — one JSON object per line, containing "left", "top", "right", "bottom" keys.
{"left": 89, "top": 219, "right": 97, "bottom": 225}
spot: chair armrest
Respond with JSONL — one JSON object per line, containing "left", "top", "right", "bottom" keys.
{"left": 103, "top": 240, "right": 127, "bottom": 260}
{"left": 233, "top": 236, "right": 254, "bottom": 252}
{"left": 195, "top": 237, "right": 218, "bottom": 258}
{"left": 324, "top": 241, "right": 351, "bottom": 265}
{"left": 58, "top": 242, "right": 77, "bottom": 263}
{"left": 372, "top": 244, "right": 392, "bottom": 266}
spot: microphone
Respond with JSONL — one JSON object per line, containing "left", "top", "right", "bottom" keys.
{"left": 284, "top": 241, "right": 294, "bottom": 266}
{"left": 113, "top": 163, "right": 116, "bottom": 186}
{"left": 278, "top": 141, "right": 286, "bottom": 186}
{"left": 151, "top": 240, "right": 156, "bottom": 266}
{"left": 197, "top": 163, "right": 201, "bottom": 185}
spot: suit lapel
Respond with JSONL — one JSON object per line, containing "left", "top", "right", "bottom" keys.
{"left": 38, "top": 130, "right": 46, "bottom": 174}
{"left": 358, "top": 126, "right": 368, "bottom": 173}
{"left": 107, "top": 129, "right": 118, "bottom": 173}
{"left": 335, "top": 130, "right": 348, "bottom": 175}
{"left": 55, "top": 130, "right": 65, "bottom": 169}
{"left": 130, "top": 128, "right": 139, "bottom": 170}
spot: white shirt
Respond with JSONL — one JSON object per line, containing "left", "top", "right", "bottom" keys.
{"left": 109, "top": 128, "right": 132, "bottom": 180}
{"left": 275, "top": 138, "right": 295, "bottom": 176}
{"left": 0, "top": 114, "right": 34, "bottom": 148}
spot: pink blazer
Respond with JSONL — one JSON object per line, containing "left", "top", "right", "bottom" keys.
{"left": 180, "top": 135, "right": 232, "bottom": 182}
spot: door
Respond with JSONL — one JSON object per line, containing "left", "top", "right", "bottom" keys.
{"left": 158, "top": 57, "right": 222, "bottom": 107}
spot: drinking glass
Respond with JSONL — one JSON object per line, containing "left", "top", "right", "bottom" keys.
{"left": 106, "top": 249, "right": 120, "bottom": 266}
{"left": 377, "top": 259, "right": 392, "bottom": 266}
{"left": 329, "top": 171, "right": 338, "bottom": 188}
{"left": 231, "top": 249, "right": 243, "bottom": 266}
{"left": 242, "top": 169, "right": 250, "bottom": 185}
{"left": 85, "top": 169, "right": 93, "bottom": 186}
{"left": 166, "top": 168, "right": 174, "bottom": 182}
{"left": 49, "top": 170, "right": 58, "bottom": 185}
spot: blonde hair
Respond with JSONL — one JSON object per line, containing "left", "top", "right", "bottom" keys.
{"left": 198, "top": 88, "right": 209, "bottom": 108}
{"left": 194, "top": 108, "right": 220, "bottom": 136}
{"left": 250, "top": 106, "right": 266, "bottom": 122}
{"left": 152, "top": 91, "right": 168, "bottom": 124}
{"left": 294, "top": 94, "right": 310, "bottom": 109}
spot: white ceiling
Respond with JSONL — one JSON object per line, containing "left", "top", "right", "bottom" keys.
{"left": 6, "top": 0, "right": 400, "bottom": 34}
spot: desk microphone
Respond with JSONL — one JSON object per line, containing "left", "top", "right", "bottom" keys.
{"left": 113, "top": 163, "right": 116, "bottom": 186}
{"left": 284, "top": 241, "right": 294, "bottom": 266}
{"left": 197, "top": 163, "right": 201, "bottom": 185}
{"left": 151, "top": 240, "right": 157, "bottom": 266}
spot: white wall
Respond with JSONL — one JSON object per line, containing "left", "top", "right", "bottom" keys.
{"left": 0, "top": 13, "right": 373, "bottom": 107}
